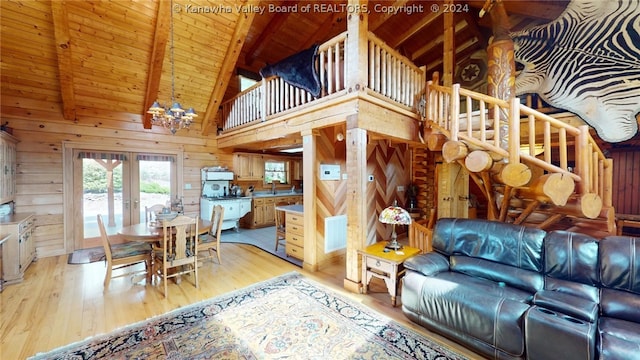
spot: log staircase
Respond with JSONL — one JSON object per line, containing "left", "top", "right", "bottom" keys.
{"left": 424, "top": 74, "right": 616, "bottom": 237}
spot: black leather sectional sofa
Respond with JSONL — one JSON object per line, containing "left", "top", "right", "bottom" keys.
{"left": 401, "top": 218, "right": 640, "bottom": 360}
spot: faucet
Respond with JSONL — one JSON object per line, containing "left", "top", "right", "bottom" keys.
{"left": 272, "top": 181, "right": 276, "bottom": 195}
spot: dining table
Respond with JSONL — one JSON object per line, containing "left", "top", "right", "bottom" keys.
{"left": 117, "top": 218, "right": 212, "bottom": 284}
{"left": 118, "top": 218, "right": 212, "bottom": 242}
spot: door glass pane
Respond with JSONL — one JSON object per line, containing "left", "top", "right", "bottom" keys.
{"left": 82, "top": 158, "right": 123, "bottom": 238}
{"left": 138, "top": 158, "right": 171, "bottom": 221}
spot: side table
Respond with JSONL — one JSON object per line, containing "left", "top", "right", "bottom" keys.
{"left": 358, "top": 242, "right": 421, "bottom": 306}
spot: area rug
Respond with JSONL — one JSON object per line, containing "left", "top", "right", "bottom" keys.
{"left": 67, "top": 246, "right": 105, "bottom": 264}
{"left": 28, "top": 271, "right": 467, "bottom": 360}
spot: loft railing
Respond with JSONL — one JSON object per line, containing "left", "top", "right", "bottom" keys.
{"left": 425, "top": 74, "right": 612, "bottom": 219}
{"left": 367, "top": 33, "right": 425, "bottom": 109}
{"left": 220, "top": 31, "right": 425, "bottom": 131}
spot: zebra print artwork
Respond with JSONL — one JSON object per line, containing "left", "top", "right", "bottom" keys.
{"left": 511, "top": 0, "right": 640, "bottom": 143}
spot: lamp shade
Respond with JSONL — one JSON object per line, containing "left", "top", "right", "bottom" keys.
{"left": 378, "top": 204, "right": 412, "bottom": 225}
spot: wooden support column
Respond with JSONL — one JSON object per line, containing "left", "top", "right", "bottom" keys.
{"left": 302, "top": 130, "right": 318, "bottom": 271}
{"left": 343, "top": 0, "right": 369, "bottom": 293}
{"left": 344, "top": 117, "right": 368, "bottom": 293}
{"left": 442, "top": 0, "right": 455, "bottom": 86}
{"left": 345, "top": 0, "right": 368, "bottom": 93}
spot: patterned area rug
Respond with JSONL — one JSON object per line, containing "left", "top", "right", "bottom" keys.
{"left": 67, "top": 246, "right": 105, "bottom": 264}
{"left": 28, "top": 272, "right": 467, "bottom": 359}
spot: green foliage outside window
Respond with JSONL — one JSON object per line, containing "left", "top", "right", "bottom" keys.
{"left": 83, "top": 161, "right": 122, "bottom": 193}
{"left": 264, "top": 160, "right": 287, "bottom": 184}
{"left": 83, "top": 160, "right": 169, "bottom": 194}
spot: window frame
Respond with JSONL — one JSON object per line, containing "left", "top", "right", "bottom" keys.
{"left": 263, "top": 159, "right": 288, "bottom": 185}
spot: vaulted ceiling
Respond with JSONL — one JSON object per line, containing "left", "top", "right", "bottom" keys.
{"left": 1, "top": 0, "right": 571, "bottom": 137}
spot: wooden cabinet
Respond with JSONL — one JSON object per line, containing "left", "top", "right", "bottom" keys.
{"left": 1, "top": 213, "right": 36, "bottom": 285}
{"left": 285, "top": 212, "right": 304, "bottom": 260}
{"left": 234, "top": 153, "right": 264, "bottom": 180}
{"left": 291, "top": 159, "right": 302, "bottom": 181}
{"left": 241, "top": 195, "right": 302, "bottom": 229}
{"left": 0, "top": 132, "right": 18, "bottom": 205}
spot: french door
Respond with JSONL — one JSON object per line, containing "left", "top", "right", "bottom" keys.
{"left": 71, "top": 149, "right": 177, "bottom": 249}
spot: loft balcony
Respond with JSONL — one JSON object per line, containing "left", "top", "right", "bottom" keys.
{"left": 216, "top": 31, "right": 426, "bottom": 149}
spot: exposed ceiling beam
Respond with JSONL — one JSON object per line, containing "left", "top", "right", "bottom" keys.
{"left": 369, "top": 0, "right": 409, "bottom": 31}
{"left": 244, "top": 0, "right": 291, "bottom": 67}
{"left": 50, "top": 1, "right": 77, "bottom": 122}
{"left": 202, "top": 3, "right": 258, "bottom": 135}
{"left": 300, "top": 12, "right": 345, "bottom": 50}
{"left": 411, "top": 19, "right": 468, "bottom": 61}
{"left": 142, "top": 0, "right": 171, "bottom": 129}
{"left": 466, "top": 0, "right": 569, "bottom": 21}
{"left": 387, "top": 11, "right": 440, "bottom": 49}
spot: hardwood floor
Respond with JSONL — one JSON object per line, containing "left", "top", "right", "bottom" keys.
{"left": 0, "top": 242, "right": 484, "bottom": 359}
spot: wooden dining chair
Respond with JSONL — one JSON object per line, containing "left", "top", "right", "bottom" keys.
{"left": 198, "top": 205, "right": 224, "bottom": 265}
{"left": 153, "top": 215, "right": 199, "bottom": 298}
{"left": 145, "top": 204, "right": 165, "bottom": 223}
{"left": 97, "top": 214, "right": 151, "bottom": 290}
{"left": 274, "top": 202, "right": 288, "bottom": 251}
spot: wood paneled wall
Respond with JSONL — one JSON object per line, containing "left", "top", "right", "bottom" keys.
{"left": 311, "top": 128, "right": 411, "bottom": 268}
{"left": 8, "top": 117, "right": 231, "bottom": 258}
{"left": 314, "top": 127, "right": 348, "bottom": 267}
{"left": 609, "top": 149, "right": 640, "bottom": 215}
{"left": 367, "top": 140, "right": 411, "bottom": 242}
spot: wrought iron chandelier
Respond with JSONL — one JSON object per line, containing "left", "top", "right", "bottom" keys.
{"left": 147, "top": 0, "right": 197, "bottom": 134}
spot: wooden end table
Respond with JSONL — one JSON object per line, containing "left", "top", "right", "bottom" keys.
{"left": 358, "top": 242, "right": 421, "bottom": 306}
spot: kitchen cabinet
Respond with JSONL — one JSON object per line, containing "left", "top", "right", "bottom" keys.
{"left": 0, "top": 132, "right": 17, "bottom": 205}
{"left": 234, "top": 153, "right": 264, "bottom": 180}
{"left": 291, "top": 159, "right": 302, "bottom": 181}
{"left": 281, "top": 206, "right": 304, "bottom": 261}
{"left": 241, "top": 195, "right": 302, "bottom": 229}
{"left": 0, "top": 213, "right": 36, "bottom": 285}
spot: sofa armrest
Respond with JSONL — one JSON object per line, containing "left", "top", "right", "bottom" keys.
{"left": 404, "top": 252, "right": 449, "bottom": 276}
{"left": 533, "top": 289, "right": 599, "bottom": 322}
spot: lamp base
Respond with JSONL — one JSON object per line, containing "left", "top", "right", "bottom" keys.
{"left": 384, "top": 241, "right": 403, "bottom": 251}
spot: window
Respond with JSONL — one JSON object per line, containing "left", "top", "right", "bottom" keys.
{"left": 238, "top": 69, "right": 260, "bottom": 91}
{"left": 264, "top": 160, "right": 287, "bottom": 184}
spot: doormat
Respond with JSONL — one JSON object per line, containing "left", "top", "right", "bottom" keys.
{"left": 67, "top": 246, "right": 105, "bottom": 264}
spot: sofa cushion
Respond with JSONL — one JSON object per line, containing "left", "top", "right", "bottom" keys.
{"left": 413, "top": 271, "right": 532, "bottom": 356}
{"left": 403, "top": 251, "right": 449, "bottom": 276}
{"left": 600, "top": 288, "right": 640, "bottom": 323}
{"left": 432, "top": 218, "right": 545, "bottom": 272}
{"left": 544, "top": 230, "right": 600, "bottom": 303}
{"left": 599, "top": 236, "right": 640, "bottom": 294}
{"left": 597, "top": 317, "right": 640, "bottom": 360}
{"left": 450, "top": 255, "right": 544, "bottom": 293}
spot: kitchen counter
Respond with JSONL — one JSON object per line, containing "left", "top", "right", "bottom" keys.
{"left": 252, "top": 192, "right": 303, "bottom": 198}
{"left": 0, "top": 213, "right": 35, "bottom": 225}
{"left": 275, "top": 204, "right": 303, "bottom": 214}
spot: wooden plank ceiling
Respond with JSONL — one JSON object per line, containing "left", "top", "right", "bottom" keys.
{"left": 0, "top": 0, "right": 570, "bottom": 137}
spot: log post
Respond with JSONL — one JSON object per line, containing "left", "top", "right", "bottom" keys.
{"left": 517, "top": 172, "right": 575, "bottom": 206}
{"left": 498, "top": 162, "right": 532, "bottom": 187}
{"left": 442, "top": 140, "right": 468, "bottom": 163}
{"left": 465, "top": 150, "right": 494, "bottom": 172}
{"left": 426, "top": 132, "right": 448, "bottom": 151}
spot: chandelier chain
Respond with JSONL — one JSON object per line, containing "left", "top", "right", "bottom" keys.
{"left": 146, "top": 0, "right": 197, "bottom": 135}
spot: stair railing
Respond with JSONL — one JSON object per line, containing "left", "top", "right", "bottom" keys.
{"left": 425, "top": 75, "right": 612, "bottom": 217}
